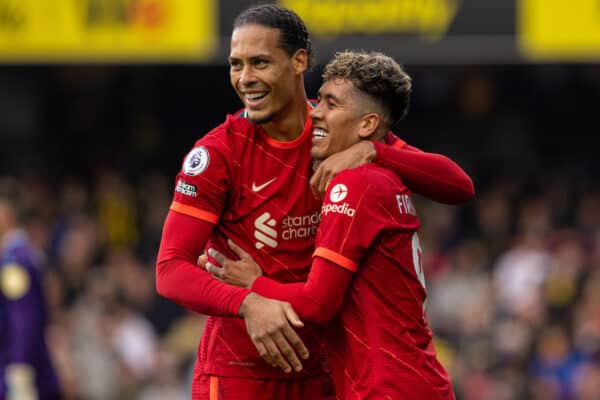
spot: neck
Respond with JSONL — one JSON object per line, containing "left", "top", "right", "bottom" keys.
{"left": 261, "top": 92, "right": 308, "bottom": 142}
{"left": 372, "top": 126, "right": 389, "bottom": 143}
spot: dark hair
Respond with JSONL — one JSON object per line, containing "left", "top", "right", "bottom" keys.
{"left": 234, "top": 3, "right": 314, "bottom": 69}
{"left": 323, "top": 50, "right": 412, "bottom": 127}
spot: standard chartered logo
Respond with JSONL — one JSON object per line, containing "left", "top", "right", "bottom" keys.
{"left": 254, "top": 211, "right": 320, "bottom": 249}
{"left": 282, "top": 212, "right": 320, "bottom": 239}
{"left": 254, "top": 212, "right": 278, "bottom": 249}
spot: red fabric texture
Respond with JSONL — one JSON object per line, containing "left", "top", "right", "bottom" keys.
{"left": 156, "top": 210, "right": 250, "bottom": 317}
{"left": 375, "top": 139, "right": 475, "bottom": 204}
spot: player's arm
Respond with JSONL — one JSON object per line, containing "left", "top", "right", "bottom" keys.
{"left": 207, "top": 248, "right": 349, "bottom": 373}
{"left": 310, "top": 139, "right": 474, "bottom": 204}
{"left": 160, "top": 213, "right": 310, "bottom": 373}
{"left": 155, "top": 210, "right": 250, "bottom": 317}
{"left": 372, "top": 139, "right": 475, "bottom": 204}
{"left": 252, "top": 258, "right": 352, "bottom": 324}
{"left": 205, "top": 242, "right": 352, "bottom": 324}
{"left": 2, "top": 264, "right": 40, "bottom": 400}
{"left": 156, "top": 139, "right": 252, "bottom": 317}
{"left": 233, "top": 261, "right": 350, "bottom": 372}
{"left": 200, "top": 240, "right": 312, "bottom": 373}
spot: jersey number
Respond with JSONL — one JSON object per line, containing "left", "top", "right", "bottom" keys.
{"left": 411, "top": 232, "right": 427, "bottom": 309}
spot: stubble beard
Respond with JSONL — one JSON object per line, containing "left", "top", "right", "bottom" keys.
{"left": 311, "top": 148, "right": 325, "bottom": 170}
{"left": 248, "top": 112, "right": 274, "bottom": 125}
{"left": 312, "top": 159, "right": 322, "bottom": 171}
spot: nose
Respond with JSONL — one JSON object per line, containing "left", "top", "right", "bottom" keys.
{"left": 310, "top": 102, "right": 323, "bottom": 120}
{"left": 239, "top": 65, "right": 256, "bottom": 87}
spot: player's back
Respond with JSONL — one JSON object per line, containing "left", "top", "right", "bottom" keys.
{"left": 318, "top": 164, "right": 454, "bottom": 399}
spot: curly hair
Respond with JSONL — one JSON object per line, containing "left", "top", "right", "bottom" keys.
{"left": 323, "top": 51, "right": 412, "bottom": 127}
{"left": 234, "top": 3, "right": 314, "bottom": 69}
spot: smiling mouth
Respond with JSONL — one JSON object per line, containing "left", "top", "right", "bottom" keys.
{"left": 244, "top": 92, "right": 269, "bottom": 103}
{"left": 313, "top": 128, "right": 328, "bottom": 140}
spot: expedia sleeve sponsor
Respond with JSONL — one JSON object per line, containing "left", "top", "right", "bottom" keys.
{"left": 175, "top": 179, "right": 198, "bottom": 198}
{"left": 321, "top": 183, "right": 356, "bottom": 217}
{"left": 321, "top": 202, "right": 356, "bottom": 217}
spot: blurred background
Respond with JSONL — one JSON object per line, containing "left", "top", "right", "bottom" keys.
{"left": 1, "top": 1, "right": 599, "bottom": 399}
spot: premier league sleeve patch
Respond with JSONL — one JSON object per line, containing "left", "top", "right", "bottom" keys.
{"left": 183, "top": 146, "right": 210, "bottom": 176}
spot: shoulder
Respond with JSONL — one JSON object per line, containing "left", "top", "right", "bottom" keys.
{"left": 195, "top": 113, "right": 255, "bottom": 147}
{"left": 323, "top": 166, "right": 409, "bottom": 215}
{"left": 182, "top": 114, "right": 257, "bottom": 173}
{"left": 333, "top": 164, "right": 407, "bottom": 194}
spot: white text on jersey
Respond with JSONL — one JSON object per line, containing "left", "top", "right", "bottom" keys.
{"left": 322, "top": 202, "right": 356, "bottom": 217}
{"left": 396, "top": 194, "right": 417, "bottom": 216}
{"left": 254, "top": 211, "right": 320, "bottom": 249}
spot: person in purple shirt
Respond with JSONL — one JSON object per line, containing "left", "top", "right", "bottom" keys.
{"left": 0, "top": 180, "right": 61, "bottom": 400}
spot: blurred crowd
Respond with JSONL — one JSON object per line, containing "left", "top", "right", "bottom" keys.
{"left": 1, "top": 63, "right": 599, "bottom": 399}
{"left": 420, "top": 173, "right": 600, "bottom": 400}
{"left": 6, "top": 170, "right": 199, "bottom": 399}
{"left": 5, "top": 152, "right": 599, "bottom": 400}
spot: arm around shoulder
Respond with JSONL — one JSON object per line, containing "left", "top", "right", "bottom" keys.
{"left": 372, "top": 140, "right": 475, "bottom": 204}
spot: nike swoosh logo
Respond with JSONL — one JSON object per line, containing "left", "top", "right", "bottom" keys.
{"left": 252, "top": 177, "right": 278, "bottom": 192}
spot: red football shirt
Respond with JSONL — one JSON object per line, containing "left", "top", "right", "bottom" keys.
{"left": 170, "top": 108, "right": 327, "bottom": 378}
{"left": 253, "top": 163, "right": 455, "bottom": 399}
{"left": 157, "top": 104, "right": 473, "bottom": 381}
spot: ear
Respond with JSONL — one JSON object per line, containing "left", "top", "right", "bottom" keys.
{"left": 358, "top": 113, "right": 380, "bottom": 139}
{"left": 291, "top": 49, "right": 308, "bottom": 74}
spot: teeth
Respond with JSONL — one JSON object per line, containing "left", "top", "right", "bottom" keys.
{"left": 313, "top": 128, "right": 328, "bottom": 139}
{"left": 245, "top": 92, "right": 267, "bottom": 101}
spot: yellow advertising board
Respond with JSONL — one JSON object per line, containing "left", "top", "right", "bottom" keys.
{"left": 0, "top": 0, "right": 216, "bottom": 62}
{"left": 280, "top": 0, "right": 461, "bottom": 41}
{"left": 519, "top": 0, "right": 600, "bottom": 60}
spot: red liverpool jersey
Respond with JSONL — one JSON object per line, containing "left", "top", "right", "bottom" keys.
{"left": 315, "top": 164, "right": 455, "bottom": 399}
{"left": 170, "top": 108, "right": 327, "bottom": 378}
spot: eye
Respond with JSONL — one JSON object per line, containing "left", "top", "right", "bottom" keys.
{"left": 229, "top": 59, "right": 242, "bottom": 71}
{"left": 254, "top": 59, "right": 268, "bottom": 68}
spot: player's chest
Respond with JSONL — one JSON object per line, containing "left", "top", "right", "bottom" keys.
{"left": 222, "top": 143, "right": 322, "bottom": 249}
